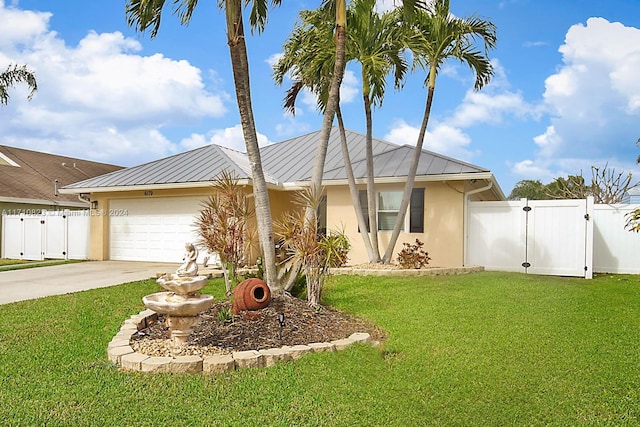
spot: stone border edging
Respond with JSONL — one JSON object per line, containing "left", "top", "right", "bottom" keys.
{"left": 107, "top": 309, "right": 373, "bottom": 374}
{"left": 330, "top": 265, "right": 484, "bottom": 276}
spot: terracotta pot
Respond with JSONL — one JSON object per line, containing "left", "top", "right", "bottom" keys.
{"left": 232, "top": 278, "right": 271, "bottom": 314}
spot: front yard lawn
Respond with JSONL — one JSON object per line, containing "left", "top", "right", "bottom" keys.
{"left": 0, "top": 258, "right": 82, "bottom": 271}
{"left": 0, "top": 272, "right": 638, "bottom": 425}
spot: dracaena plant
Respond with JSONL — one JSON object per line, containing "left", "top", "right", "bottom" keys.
{"left": 195, "top": 170, "right": 256, "bottom": 298}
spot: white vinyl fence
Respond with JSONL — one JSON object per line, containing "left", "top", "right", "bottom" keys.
{"left": 466, "top": 198, "right": 640, "bottom": 277}
{"left": 1, "top": 210, "right": 90, "bottom": 260}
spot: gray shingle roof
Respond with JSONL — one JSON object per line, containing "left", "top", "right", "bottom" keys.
{"left": 62, "top": 127, "right": 490, "bottom": 190}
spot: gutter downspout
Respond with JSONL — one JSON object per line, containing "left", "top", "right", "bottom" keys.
{"left": 463, "top": 180, "right": 493, "bottom": 266}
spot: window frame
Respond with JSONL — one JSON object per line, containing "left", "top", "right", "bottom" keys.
{"left": 358, "top": 187, "right": 425, "bottom": 233}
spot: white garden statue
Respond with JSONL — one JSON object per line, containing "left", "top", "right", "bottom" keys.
{"left": 176, "top": 242, "right": 199, "bottom": 277}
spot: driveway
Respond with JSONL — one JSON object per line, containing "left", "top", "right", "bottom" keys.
{"left": 0, "top": 261, "right": 179, "bottom": 305}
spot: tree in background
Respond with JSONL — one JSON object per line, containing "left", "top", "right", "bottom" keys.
{"left": 507, "top": 180, "right": 546, "bottom": 200}
{"left": 126, "top": 0, "right": 280, "bottom": 290}
{"left": 546, "top": 164, "right": 636, "bottom": 204}
{"left": 0, "top": 64, "right": 37, "bottom": 106}
{"left": 510, "top": 164, "right": 637, "bottom": 204}
{"left": 625, "top": 138, "right": 640, "bottom": 232}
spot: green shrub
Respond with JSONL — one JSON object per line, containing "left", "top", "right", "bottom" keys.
{"left": 396, "top": 238, "right": 431, "bottom": 269}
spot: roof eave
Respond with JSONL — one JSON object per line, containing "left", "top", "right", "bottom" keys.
{"left": 282, "top": 172, "right": 493, "bottom": 188}
{"left": 59, "top": 179, "right": 284, "bottom": 194}
{"left": 0, "top": 196, "right": 88, "bottom": 207}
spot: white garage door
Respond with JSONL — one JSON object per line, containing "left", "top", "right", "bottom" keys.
{"left": 109, "top": 197, "right": 205, "bottom": 262}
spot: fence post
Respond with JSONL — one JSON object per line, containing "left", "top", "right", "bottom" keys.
{"left": 584, "top": 196, "right": 594, "bottom": 279}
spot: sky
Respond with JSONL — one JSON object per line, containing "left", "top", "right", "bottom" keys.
{"left": 1, "top": 0, "right": 640, "bottom": 195}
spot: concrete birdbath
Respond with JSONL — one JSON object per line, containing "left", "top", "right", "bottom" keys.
{"left": 142, "top": 243, "right": 214, "bottom": 349}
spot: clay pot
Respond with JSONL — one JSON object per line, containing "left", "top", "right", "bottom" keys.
{"left": 232, "top": 278, "right": 271, "bottom": 314}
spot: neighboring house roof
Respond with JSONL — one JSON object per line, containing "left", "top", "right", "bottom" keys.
{"left": 0, "top": 145, "right": 122, "bottom": 206}
{"left": 61, "top": 128, "right": 504, "bottom": 199}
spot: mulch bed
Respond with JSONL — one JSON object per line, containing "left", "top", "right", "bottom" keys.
{"left": 130, "top": 295, "right": 385, "bottom": 358}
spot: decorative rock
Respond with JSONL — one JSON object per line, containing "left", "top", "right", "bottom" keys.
{"left": 203, "top": 354, "right": 236, "bottom": 374}
{"left": 170, "top": 356, "right": 203, "bottom": 374}
{"left": 349, "top": 332, "right": 371, "bottom": 344}
{"left": 308, "top": 342, "right": 336, "bottom": 352}
{"left": 330, "top": 337, "right": 355, "bottom": 351}
{"left": 108, "top": 339, "right": 131, "bottom": 350}
{"left": 114, "top": 330, "right": 136, "bottom": 340}
{"left": 120, "top": 352, "right": 150, "bottom": 371}
{"left": 287, "top": 344, "right": 312, "bottom": 360}
{"left": 141, "top": 357, "right": 174, "bottom": 373}
{"left": 259, "top": 348, "right": 292, "bottom": 367}
{"left": 232, "top": 350, "right": 264, "bottom": 369}
{"left": 108, "top": 345, "right": 134, "bottom": 364}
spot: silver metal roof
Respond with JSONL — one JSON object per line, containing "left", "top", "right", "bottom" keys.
{"left": 63, "top": 127, "right": 490, "bottom": 190}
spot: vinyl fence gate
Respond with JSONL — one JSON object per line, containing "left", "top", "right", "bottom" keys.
{"left": 466, "top": 198, "right": 594, "bottom": 278}
{"left": 1, "top": 210, "right": 90, "bottom": 260}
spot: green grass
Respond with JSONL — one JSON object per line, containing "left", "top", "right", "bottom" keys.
{"left": 0, "top": 258, "right": 83, "bottom": 271}
{"left": 0, "top": 258, "right": 32, "bottom": 266}
{"left": 1, "top": 272, "right": 639, "bottom": 426}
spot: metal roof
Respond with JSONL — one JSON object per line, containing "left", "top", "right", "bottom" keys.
{"left": 62, "top": 127, "right": 492, "bottom": 191}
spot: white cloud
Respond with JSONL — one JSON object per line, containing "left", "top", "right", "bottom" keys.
{"left": 540, "top": 18, "right": 640, "bottom": 155}
{"left": 532, "top": 125, "right": 563, "bottom": 158}
{"left": 0, "top": 2, "right": 229, "bottom": 166}
{"left": 0, "top": 0, "right": 51, "bottom": 49}
{"left": 509, "top": 160, "right": 555, "bottom": 182}
{"left": 384, "top": 119, "right": 475, "bottom": 161}
{"left": 384, "top": 60, "right": 536, "bottom": 162}
{"left": 340, "top": 69, "right": 359, "bottom": 103}
{"left": 179, "top": 125, "right": 272, "bottom": 153}
{"left": 511, "top": 18, "right": 640, "bottom": 181}
{"left": 374, "top": 0, "right": 401, "bottom": 14}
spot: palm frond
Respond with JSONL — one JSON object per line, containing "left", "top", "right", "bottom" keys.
{"left": 0, "top": 64, "right": 38, "bottom": 106}
{"left": 125, "top": 0, "right": 168, "bottom": 37}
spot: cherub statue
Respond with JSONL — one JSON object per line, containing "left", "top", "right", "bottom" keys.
{"left": 176, "top": 242, "right": 199, "bottom": 277}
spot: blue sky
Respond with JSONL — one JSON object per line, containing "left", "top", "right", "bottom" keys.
{"left": 1, "top": 0, "right": 640, "bottom": 195}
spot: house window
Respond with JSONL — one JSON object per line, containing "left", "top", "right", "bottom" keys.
{"left": 358, "top": 188, "right": 425, "bottom": 233}
{"left": 378, "top": 191, "right": 403, "bottom": 231}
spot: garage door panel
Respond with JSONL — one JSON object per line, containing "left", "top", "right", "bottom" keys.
{"left": 109, "top": 197, "right": 204, "bottom": 262}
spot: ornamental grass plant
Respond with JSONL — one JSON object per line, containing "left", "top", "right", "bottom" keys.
{"left": 0, "top": 272, "right": 638, "bottom": 425}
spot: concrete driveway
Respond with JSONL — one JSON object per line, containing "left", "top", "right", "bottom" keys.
{"left": 0, "top": 261, "right": 180, "bottom": 305}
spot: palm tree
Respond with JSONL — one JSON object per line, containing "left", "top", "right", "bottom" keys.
{"left": 125, "top": 0, "right": 281, "bottom": 290}
{"left": 274, "top": 1, "right": 408, "bottom": 263}
{"left": 305, "top": 0, "right": 347, "bottom": 231}
{"left": 0, "top": 64, "right": 38, "bottom": 106}
{"left": 348, "top": 0, "right": 408, "bottom": 262}
{"left": 304, "top": 0, "right": 424, "bottom": 244}
{"left": 381, "top": 0, "right": 497, "bottom": 263}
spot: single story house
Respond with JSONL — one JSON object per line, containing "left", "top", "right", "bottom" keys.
{"left": 0, "top": 145, "right": 122, "bottom": 247}
{"left": 60, "top": 128, "right": 505, "bottom": 267}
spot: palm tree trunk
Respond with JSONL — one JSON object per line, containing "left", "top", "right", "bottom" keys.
{"left": 336, "top": 105, "right": 376, "bottom": 261}
{"left": 382, "top": 68, "right": 436, "bottom": 263}
{"left": 306, "top": 1, "right": 347, "bottom": 223}
{"left": 363, "top": 87, "right": 381, "bottom": 262}
{"left": 225, "top": 1, "right": 278, "bottom": 289}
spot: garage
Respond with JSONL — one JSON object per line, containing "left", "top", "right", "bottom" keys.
{"left": 109, "top": 197, "right": 205, "bottom": 262}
